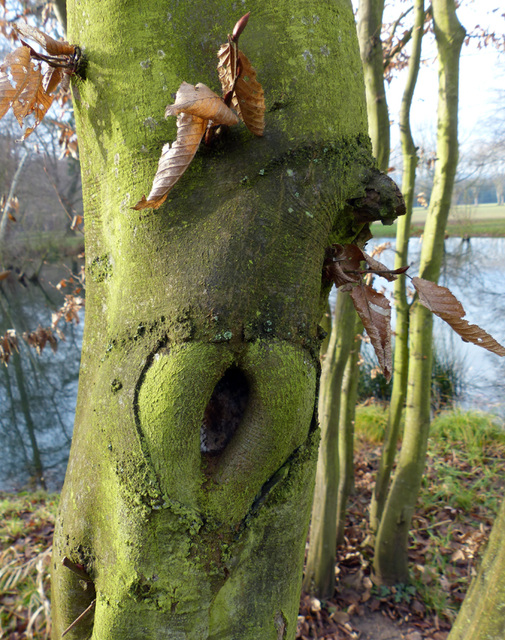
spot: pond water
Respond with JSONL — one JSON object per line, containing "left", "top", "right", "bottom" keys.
{"left": 0, "top": 261, "right": 84, "bottom": 492}
{"left": 0, "top": 238, "right": 504, "bottom": 491}
{"left": 365, "top": 237, "right": 505, "bottom": 416}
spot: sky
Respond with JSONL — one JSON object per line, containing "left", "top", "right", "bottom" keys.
{"left": 382, "top": 0, "right": 505, "bottom": 153}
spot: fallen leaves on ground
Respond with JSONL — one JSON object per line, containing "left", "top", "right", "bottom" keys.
{"left": 296, "top": 432, "right": 504, "bottom": 639}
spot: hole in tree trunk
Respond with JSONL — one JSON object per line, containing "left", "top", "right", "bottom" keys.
{"left": 201, "top": 366, "right": 249, "bottom": 454}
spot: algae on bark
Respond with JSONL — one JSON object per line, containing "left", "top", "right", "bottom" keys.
{"left": 51, "top": 1, "right": 404, "bottom": 638}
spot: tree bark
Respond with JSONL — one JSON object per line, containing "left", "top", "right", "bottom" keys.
{"left": 369, "top": 0, "right": 425, "bottom": 534}
{"left": 50, "top": 1, "right": 403, "bottom": 638}
{"left": 357, "top": 0, "right": 390, "bottom": 172}
{"left": 335, "top": 314, "right": 362, "bottom": 546}
{"left": 303, "top": 292, "right": 357, "bottom": 598}
{"left": 373, "top": 0, "right": 465, "bottom": 585}
{"left": 447, "top": 496, "right": 505, "bottom": 640}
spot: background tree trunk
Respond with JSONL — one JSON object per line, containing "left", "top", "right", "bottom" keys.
{"left": 303, "top": 292, "right": 357, "bottom": 598}
{"left": 369, "top": 0, "right": 425, "bottom": 535}
{"left": 50, "top": 2, "right": 403, "bottom": 638}
{"left": 373, "top": 0, "right": 465, "bottom": 585}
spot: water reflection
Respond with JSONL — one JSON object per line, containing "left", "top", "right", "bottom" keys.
{"left": 367, "top": 237, "right": 505, "bottom": 416}
{"left": 0, "top": 262, "right": 83, "bottom": 491}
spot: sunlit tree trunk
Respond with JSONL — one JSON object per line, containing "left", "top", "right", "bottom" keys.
{"left": 49, "top": 1, "right": 404, "bottom": 638}
{"left": 369, "top": 0, "right": 425, "bottom": 534}
{"left": 373, "top": 0, "right": 465, "bottom": 585}
{"left": 335, "top": 315, "right": 362, "bottom": 545}
{"left": 357, "top": 0, "right": 389, "bottom": 171}
{"left": 447, "top": 496, "right": 505, "bottom": 640}
{"left": 303, "top": 292, "right": 357, "bottom": 598}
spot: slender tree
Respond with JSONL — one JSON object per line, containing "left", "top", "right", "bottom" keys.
{"left": 369, "top": 0, "right": 425, "bottom": 534}
{"left": 50, "top": 1, "right": 403, "bottom": 638}
{"left": 373, "top": 0, "right": 465, "bottom": 584}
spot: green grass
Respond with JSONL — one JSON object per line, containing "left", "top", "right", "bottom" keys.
{"left": 355, "top": 404, "right": 505, "bottom": 622}
{"left": 371, "top": 203, "right": 505, "bottom": 238}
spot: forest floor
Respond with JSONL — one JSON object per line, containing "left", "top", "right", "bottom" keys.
{"left": 296, "top": 415, "right": 505, "bottom": 640}
{"left": 1, "top": 409, "right": 504, "bottom": 639}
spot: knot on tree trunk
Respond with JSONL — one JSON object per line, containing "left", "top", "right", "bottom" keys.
{"left": 347, "top": 169, "right": 406, "bottom": 225}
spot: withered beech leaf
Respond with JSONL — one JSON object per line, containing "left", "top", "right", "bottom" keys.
{"left": 133, "top": 112, "right": 208, "bottom": 210}
{"left": 412, "top": 277, "right": 505, "bottom": 357}
{"left": 14, "top": 23, "right": 75, "bottom": 56}
{"left": 323, "top": 243, "right": 363, "bottom": 287}
{"left": 165, "top": 82, "right": 238, "bottom": 127}
{"left": 0, "top": 329, "right": 19, "bottom": 366}
{"left": 348, "top": 284, "right": 392, "bottom": 380}
{"left": 232, "top": 51, "right": 265, "bottom": 136}
{"left": 218, "top": 48, "right": 264, "bottom": 136}
{"left": 23, "top": 326, "right": 58, "bottom": 355}
{"left": 0, "top": 46, "right": 32, "bottom": 120}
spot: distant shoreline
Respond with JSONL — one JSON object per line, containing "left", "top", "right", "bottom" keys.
{"left": 371, "top": 203, "right": 505, "bottom": 238}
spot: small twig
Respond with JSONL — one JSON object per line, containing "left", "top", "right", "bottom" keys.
{"left": 414, "top": 518, "right": 453, "bottom": 532}
{"left": 62, "top": 599, "right": 96, "bottom": 637}
{"left": 62, "top": 556, "right": 93, "bottom": 582}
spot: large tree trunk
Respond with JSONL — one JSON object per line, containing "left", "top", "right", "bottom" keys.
{"left": 447, "top": 496, "right": 505, "bottom": 640}
{"left": 50, "top": 2, "right": 403, "bottom": 638}
{"left": 369, "top": 0, "right": 425, "bottom": 534}
{"left": 373, "top": 0, "right": 465, "bottom": 585}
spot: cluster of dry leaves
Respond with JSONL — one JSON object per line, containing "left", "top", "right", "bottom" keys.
{"left": 323, "top": 243, "right": 505, "bottom": 380}
{"left": 0, "top": 22, "right": 79, "bottom": 140}
{"left": 133, "top": 12, "right": 265, "bottom": 210}
{"left": 0, "top": 273, "right": 84, "bottom": 366}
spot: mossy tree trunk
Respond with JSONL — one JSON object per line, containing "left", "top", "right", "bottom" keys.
{"left": 369, "top": 0, "right": 425, "bottom": 534}
{"left": 373, "top": 0, "right": 465, "bottom": 585}
{"left": 50, "top": 1, "right": 404, "bottom": 638}
{"left": 447, "top": 496, "right": 505, "bottom": 640}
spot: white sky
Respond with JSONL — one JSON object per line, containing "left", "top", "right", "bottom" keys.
{"left": 382, "top": 0, "right": 505, "bottom": 152}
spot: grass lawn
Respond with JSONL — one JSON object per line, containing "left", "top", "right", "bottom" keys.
{"left": 371, "top": 203, "right": 505, "bottom": 238}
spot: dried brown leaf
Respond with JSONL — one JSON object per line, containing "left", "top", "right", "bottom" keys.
{"left": 0, "top": 46, "right": 31, "bottom": 119}
{"left": 134, "top": 112, "right": 208, "bottom": 210}
{"left": 217, "top": 41, "right": 239, "bottom": 97}
{"left": 165, "top": 82, "right": 238, "bottom": 126}
{"left": 231, "top": 51, "right": 265, "bottom": 136}
{"left": 14, "top": 23, "right": 75, "bottom": 56}
{"left": 348, "top": 284, "right": 392, "bottom": 380}
{"left": 323, "top": 243, "right": 364, "bottom": 287}
{"left": 12, "top": 59, "right": 42, "bottom": 124}
{"left": 23, "top": 326, "right": 57, "bottom": 355}
{"left": 0, "top": 269, "right": 11, "bottom": 280}
{"left": 0, "top": 329, "right": 18, "bottom": 365}
{"left": 412, "top": 277, "right": 505, "bottom": 356}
